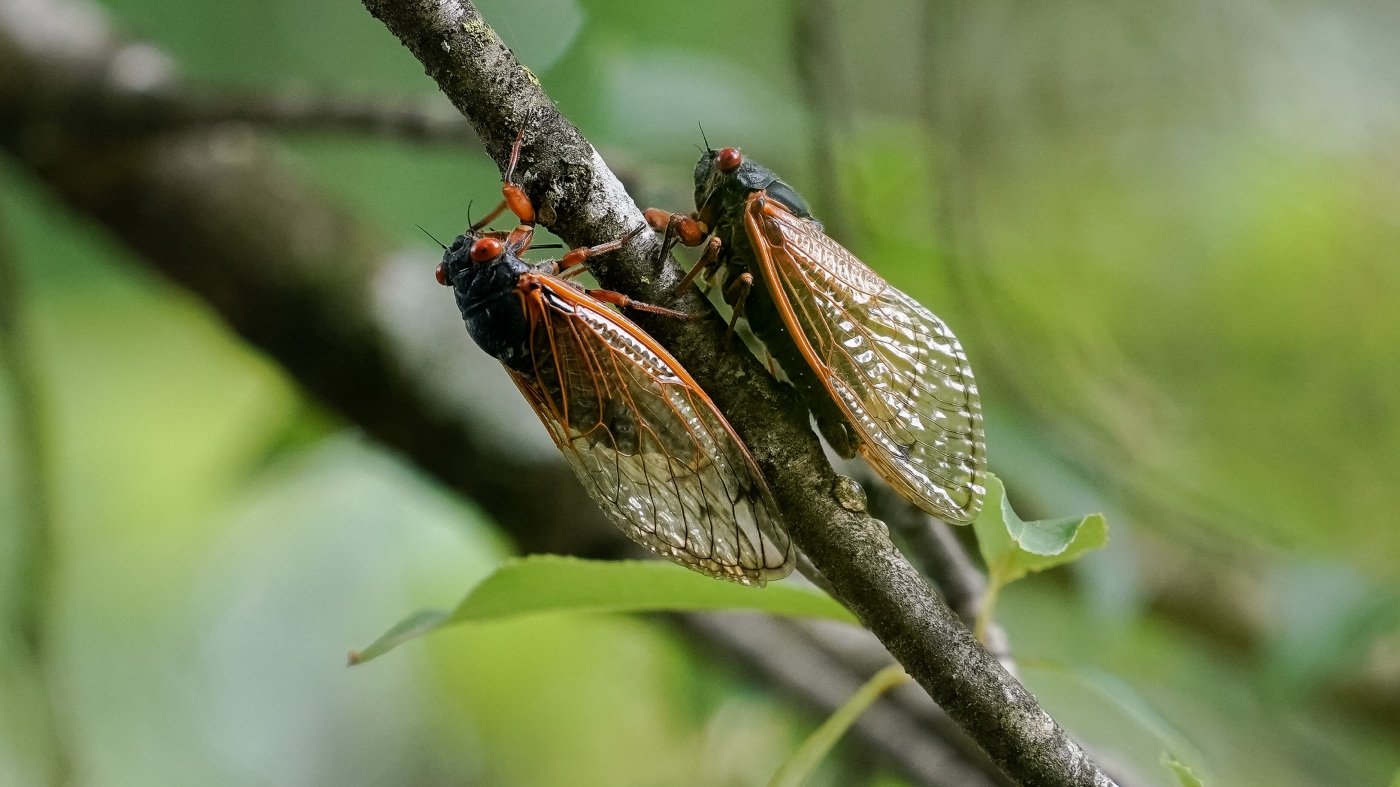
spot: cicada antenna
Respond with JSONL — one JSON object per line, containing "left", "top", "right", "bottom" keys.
{"left": 698, "top": 122, "right": 712, "bottom": 153}
{"left": 416, "top": 224, "right": 447, "bottom": 250}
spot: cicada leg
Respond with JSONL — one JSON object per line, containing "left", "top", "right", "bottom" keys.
{"left": 585, "top": 288, "right": 694, "bottom": 320}
{"left": 644, "top": 208, "right": 708, "bottom": 248}
{"left": 469, "top": 200, "right": 510, "bottom": 233}
{"left": 505, "top": 224, "right": 535, "bottom": 255}
{"left": 501, "top": 126, "right": 536, "bottom": 226}
{"left": 469, "top": 129, "right": 540, "bottom": 256}
{"left": 721, "top": 271, "right": 754, "bottom": 338}
{"left": 667, "top": 235, "right": 725, "bottom": 302}
{"left": 555, "top": 224, "right": 648, "bottom": 279}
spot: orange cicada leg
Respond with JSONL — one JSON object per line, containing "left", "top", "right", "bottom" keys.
{"left": 505, "top": 224, "right": 535, "bottom": 255}
{"left": 501, "top": 126, "right": 536, "bottom": 226}
{"left": 585, "top": 288, "right": 694, "bottom": 320}
{"left": 549, "top": 227, "right": 700, "bottom": 320}
{"left": 469, "top": 200, "right": 510, "bottom": 233}
{"left": 668, "top": 235, "right": 725, "bottom": 302}
{"left": 555, "top": 224, "right": 648, "bottom": 279}
{"left": 644, "top": 208, "right": 708, "bottom": 248}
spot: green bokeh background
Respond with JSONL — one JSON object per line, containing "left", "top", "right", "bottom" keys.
{"left": 2, "top": 1, "right": 1397, "bottom": 785}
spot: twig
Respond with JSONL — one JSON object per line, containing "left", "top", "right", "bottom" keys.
{"left": 0, "top": 211, "right": 70, "bottom": 784}
{"left": 360, "top": 2, "right": 1114, "bottom": 784}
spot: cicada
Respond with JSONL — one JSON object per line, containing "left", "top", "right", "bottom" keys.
{"left": 645, "top": 146, "right": 986, "bottom": 523}
{"left": 434, "top": 134, "right": 793, "bottom": 584}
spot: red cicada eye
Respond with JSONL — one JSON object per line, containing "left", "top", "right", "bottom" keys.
{"left": 435, "top": 261, "right": 450, "bottom": 286}
{"left": 470, "top": 236, "right": 504, "bottom": 262}
{"left": 717, "top": 147, "right": 743, "bottom": 172}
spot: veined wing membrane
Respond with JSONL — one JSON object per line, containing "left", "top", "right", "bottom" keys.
{"left": 743, "top": 196, "right": 986, "bottom": 522}
{"left": 509, "top": 275, "right": 793, "bottom": 584}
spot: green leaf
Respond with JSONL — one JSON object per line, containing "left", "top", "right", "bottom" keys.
{"left": 347, "top": 608, "right": 450, "bottom": 665}
{"left": 1161, "top": 751, "right": 1206, "bottom": 787}
{"left": 768, "top": 665, "right": 909, "bottom": 787}
{"left": 974, "top": 473, "right": 1108, "bottom": 581}
{"left": 350, "top": 555, "right": 856, "bottom": 665}
{"left": 972, "top": 473, "right": 1107, "bottom": 636}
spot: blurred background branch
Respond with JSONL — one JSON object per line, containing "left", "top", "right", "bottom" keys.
{"left": 106, "top": 88, "right": 480, "bottom": 145}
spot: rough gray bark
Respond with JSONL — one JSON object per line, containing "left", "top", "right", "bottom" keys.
{"left": 359, "top": 1, "right": 1115, "bottom": 784}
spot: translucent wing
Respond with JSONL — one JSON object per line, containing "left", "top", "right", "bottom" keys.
{"left": 743, "top": 195, "right": 987, "bottom": 522}
{"left": 509, "top": 273, "right": 793, "bottom": 584}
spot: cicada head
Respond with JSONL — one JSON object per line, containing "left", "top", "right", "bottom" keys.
{"left": 437, "top": 234, "right": 530, "bottom": 294}
{"left": 693, "top": 146, "right": 816, "bottom": 225}
{"left": 435, "top": 232, "right": 477, "bottom": 290}
{"left": 437, "top": 232, "right": 535, "bottom": 365}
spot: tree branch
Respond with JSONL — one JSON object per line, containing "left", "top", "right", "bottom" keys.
{"left": 117, "top": 89, "right": 480, "bottom": 145}
{"left": 359, "top": 2, "right": 1114, "bottom": 783}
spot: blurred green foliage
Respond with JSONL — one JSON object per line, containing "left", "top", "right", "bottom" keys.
{"left": 3, "top": 0, "right": 1398, "bottom": 785}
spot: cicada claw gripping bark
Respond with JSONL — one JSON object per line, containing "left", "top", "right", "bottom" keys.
{"left": 435, "top": 128, "right": 794, "bottom": 584}
{"left": 648, "top": 145, "right": 987, "bottom": 524}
